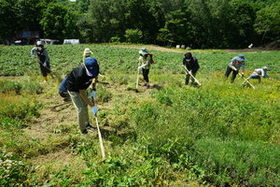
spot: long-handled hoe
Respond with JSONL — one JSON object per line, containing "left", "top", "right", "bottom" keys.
{"left": 90, "top": 96, "right": 106, "bottom": 161}
{"left": 182, "top": 65, "right": 202, "bottom": 87}
{"left": 239, "top": 73, "right": 255, "bottom": 89}
{"left": 31, "top": 57, "right": 62, "bottom": 82}
{"left": 135, "top": 68, "right": 140, "bottom": 92}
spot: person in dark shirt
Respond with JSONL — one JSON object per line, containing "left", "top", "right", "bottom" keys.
{"left": 31, "top": 41, "right": 54, "bottom": 82}
{"left": 66, "top": 57, "right": 99, "bottom": 134}
{"left": 183, "top": 52, "right": 200, "bottom": 85}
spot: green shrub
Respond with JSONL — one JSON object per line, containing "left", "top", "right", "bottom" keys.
{"left": 0, "top": 96, "right": 41, "bottom": 122}
{"left": 0, "top": 117, "right": 23, "bottom": 129}
{"left": 125, "top": 29, "right": 143, "bottom": 43}
{"left": 0, "top": 80, "right": 22, "bottom": 94}
{"left": 0, "top": 79, "right": 43, "bottom": 95}
{"left": 21, "top": 79, "right": 43, "bottom": 94}
{"left": 110, "top": 36, "right": 121, "bottom": 43}
{"left": 190, "top": 139, "right": 280, "bottom": 186}
{"left": 0, "top": 148, "right": 30, "bottom": 186}
{"left": 81, "top": 145, "right": 173, "bottom": 186}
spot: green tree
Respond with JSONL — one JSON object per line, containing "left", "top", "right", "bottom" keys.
{"left": 40, "top": 2, "right": 80, "bottom": 40}
{"left": 157, "top": 9, "right": 193, "bottom": 46}
{"left": 0, "top": 0, "right": 18, "bottom": 42}
{"left": 228, "top": 0, "right": 257, "bottom": 48}
{"left": 254, "top": 2, "right": 280, "bottom": 43}
{"left": 125, "top": 29, "right": 143, "bottom": 43}
{"left": 16, "top": 0, "right": 42, "bottom": 31}
{"left": 84, "top": 0, "right": 127, "bottom": 42}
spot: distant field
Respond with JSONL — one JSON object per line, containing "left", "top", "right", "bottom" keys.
{"left": 0, "top": 44, "right": 279, "bottom": 76}
{"left": 0, "top": 44, "right": 279, "bottom": 186}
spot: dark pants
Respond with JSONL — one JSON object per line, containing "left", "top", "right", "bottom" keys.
{"left": 39, "top": 61, "right": 51, "bottom": 77}
{"left": 185, "top": 70, "right": 197, "bottom": 85}
{"left": 225, "top": 66, "right": 238, "bottom": 83}
{"left": 142, "top": 69, "right": 150, "bottom": 83}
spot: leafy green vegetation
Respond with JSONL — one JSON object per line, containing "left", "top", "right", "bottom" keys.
{"left": 1, "top": 0, "right": 280, "bottom": 47}
{"left": 0, "top": 44, "right": 279, "bottom": 186}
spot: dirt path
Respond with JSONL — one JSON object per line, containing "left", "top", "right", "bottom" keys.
{"left": 112, "top": 44, "right": 275, "bottom": 53}
{"left": 112, "top": 44, "right": 184, "bottom": 53}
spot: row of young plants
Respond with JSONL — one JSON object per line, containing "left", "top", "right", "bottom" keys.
{"left": 0, "top": 44, "right": 279, "bottom": 76}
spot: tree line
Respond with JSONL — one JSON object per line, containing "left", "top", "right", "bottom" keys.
{"left": 0, "top": 0, "right": 279, "bottom": 48}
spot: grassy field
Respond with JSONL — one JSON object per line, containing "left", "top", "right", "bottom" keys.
{"left": 0, "top": 44, "right": 279, "bottom": 186}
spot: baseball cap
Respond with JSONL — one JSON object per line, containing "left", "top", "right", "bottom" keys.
{"left": 84, "top": 57, "right": 99, "bottom": 77}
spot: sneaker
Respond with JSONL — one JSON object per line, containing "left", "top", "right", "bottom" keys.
{"left": 86, "top": 124, "right": 96, "bottom": 131}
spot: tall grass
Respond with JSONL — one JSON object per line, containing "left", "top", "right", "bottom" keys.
{"left": 0, "top": 45, "right": 279, "bottom": 186}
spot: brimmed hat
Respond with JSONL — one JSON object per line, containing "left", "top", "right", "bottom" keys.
{"left": 84, "top": 48, "right": 93, "bottom": 55}
{"left": 84, "top": 57, "right": 99, "bottom": 77}
{"left": 139, "top": 48, "right": 149, "bottom": 56}
{"left": 238, "top": 54, "right": 245, "bottom": 61}
{"left": 262, "top": 66, "right": 268, "bottom": 70}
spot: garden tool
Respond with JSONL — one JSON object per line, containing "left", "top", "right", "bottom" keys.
{"left": 239, "top": 73, "right": 255, "bottom": 89}
{"left": 182, "top": 65, "right": 202, "bottom": 86}
{"left": 90, "top": 92, "right": 106, "bottom": 161}
{"left": 136, "top": 67, "right": 140, "bottom": 90}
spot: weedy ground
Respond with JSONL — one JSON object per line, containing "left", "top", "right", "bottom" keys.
{"left": 0, "top": 44, "right": 279, "bottom": 186}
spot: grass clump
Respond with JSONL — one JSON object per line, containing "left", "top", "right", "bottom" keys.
{"left": 0, "top": 78, "right": 43, "bottom": 95}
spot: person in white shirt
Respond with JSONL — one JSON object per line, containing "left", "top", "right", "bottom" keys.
{"left": 248, "top": 66, "right": 269, "bottom": 83}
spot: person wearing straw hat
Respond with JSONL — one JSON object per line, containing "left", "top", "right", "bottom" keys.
{"left": 66, "top": 57, "right": 99, "bottom": 134}
{"left": 31, "top": 41, "right": 54, "bottom": 82}
{"left": 83, "top": 48, "right": 93, "bottom": 61}
{"left": 248, "top": 66, "right": 269, "bottom": 83}
{"left": 225, "top": 54, "right": 246, "bottom": 83}
{"left": 138, "top": 48, "right": 155, "bottom": 88}
{"left": 183, "top": 52, "right": 200, "bottom": 85}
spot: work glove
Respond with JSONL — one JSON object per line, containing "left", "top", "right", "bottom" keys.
{"left": 138, "top": 63, "right": 148, "bottom": 70}
{"left": 91, "top": 106, "right": 98, "bottom": 116}
{"left": 89, "top": 90, "right": 96, "bottom": 99}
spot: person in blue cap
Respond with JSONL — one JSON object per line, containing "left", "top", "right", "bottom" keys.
{"left": 66, "top": 57, "right": 99, "bottom": 134}
{"left": 225, "top": 54, "right": 246, "bottom": 83}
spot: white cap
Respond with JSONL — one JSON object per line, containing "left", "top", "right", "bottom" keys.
{"left": 36, "top": 41, "right": 43, "bottom": 46}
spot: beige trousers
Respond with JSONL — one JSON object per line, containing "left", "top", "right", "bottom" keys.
{"left": 68, "top": 91, "right": 89, "bottom": 132}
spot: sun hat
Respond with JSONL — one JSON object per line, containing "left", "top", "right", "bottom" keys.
{"left": 84, "top": 48, "right": 93, "bottom": 55}
{"left": 262, "top": 66, "right": 268, "bottom": 70}
{"left": 84, "top": 57, "right": 99, "bottom": 77}
{"left": 139, "top": 48, "right": 149, "bottom": 56}
{"left": 238, "top": 54, "right": 245, "bottom": 61}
